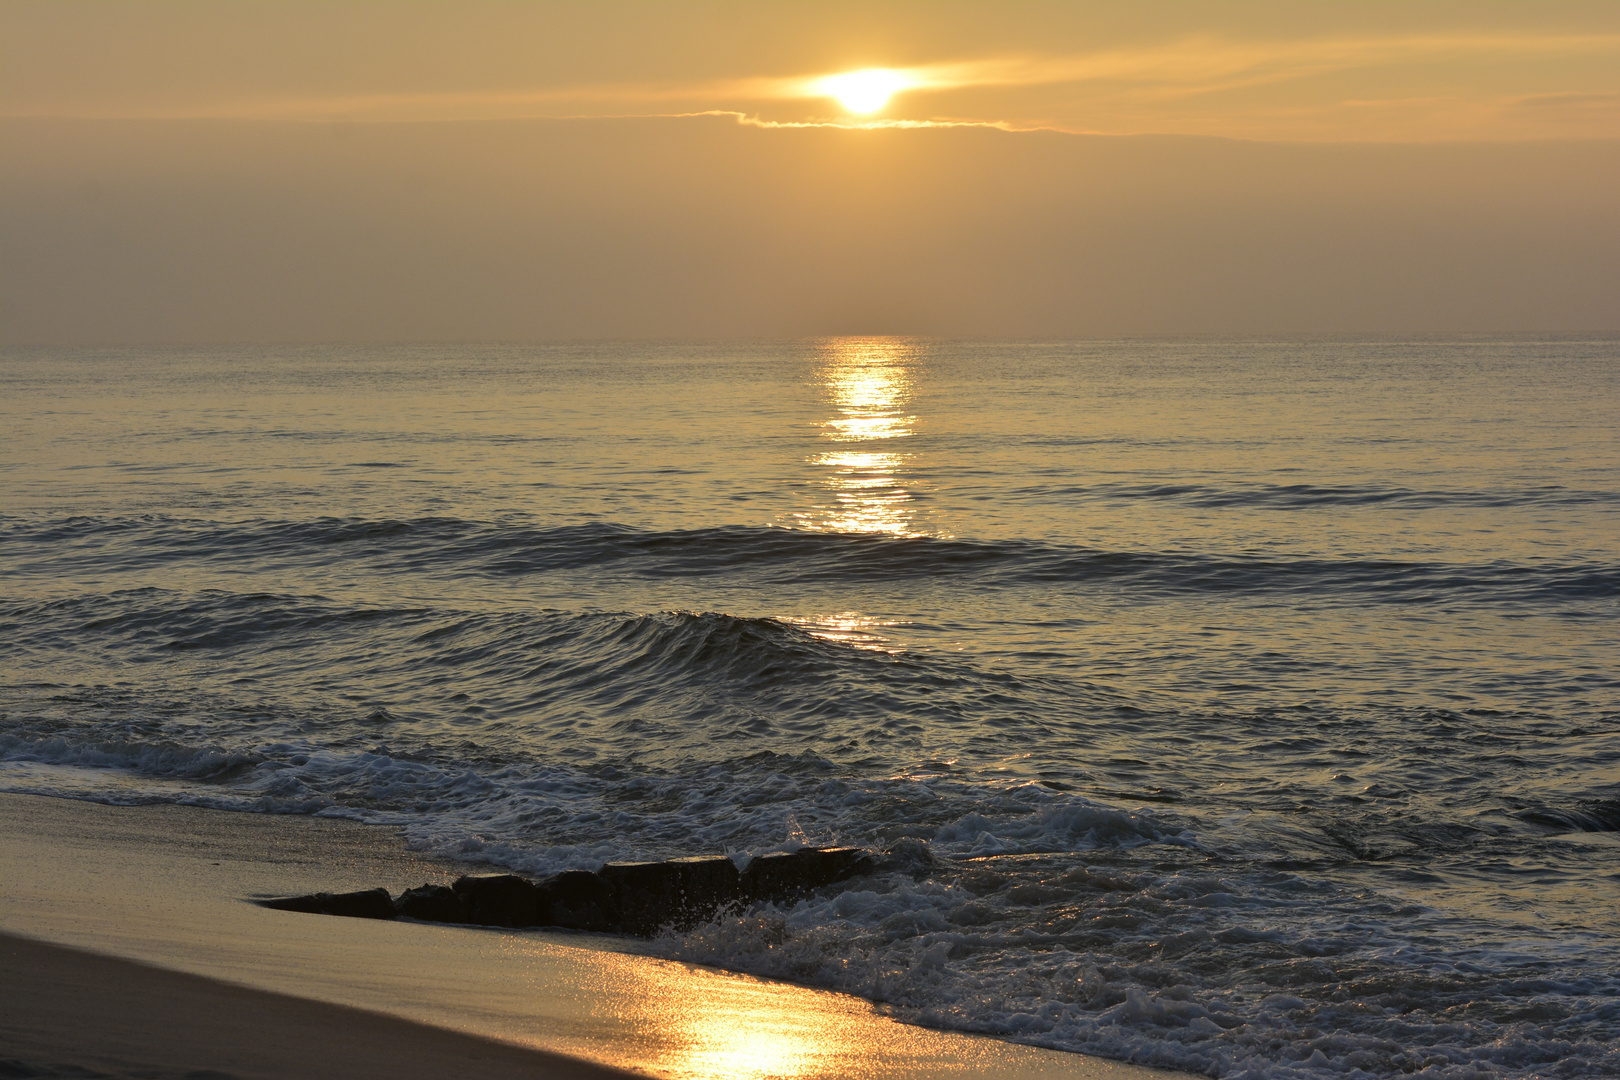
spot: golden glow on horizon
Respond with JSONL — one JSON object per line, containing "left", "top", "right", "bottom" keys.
{"left": 817, "top": 69, "right": 909, "bottom": 114}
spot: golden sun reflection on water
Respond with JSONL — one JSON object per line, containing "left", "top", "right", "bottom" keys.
{"left": 783, "top": 610, "right": 904, "bottom": 651}
{"left": 802, "top": 338, "right": 924, "bottom": 536}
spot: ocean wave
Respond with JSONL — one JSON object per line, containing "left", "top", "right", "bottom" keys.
{"left": 0, "top": 593, "right": 1129, "bottom": 762}
{"left": 5, "top": 515, "right": 1616, "bottom": 605}
{"left": 931, "top": 799, "right": 1188, "bottom": 857}
{"left": 1509, "top": 798, "right": 1620, "bottom": 834}
{"left": 0, "top": 725, "right": 1194, "bottom": 871}
{"left": 0, "top": 732, "right": 265, "bottom": 781}
{"left": 1012, "top": 480, "right": 1620, "bottom": 511}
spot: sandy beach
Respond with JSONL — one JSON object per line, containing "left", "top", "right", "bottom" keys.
{"left": 0, "top": 792, "right": 1185, "bottom": 1079}
{"left": 2, "top": 933, "right": 633, "bottom": 1079}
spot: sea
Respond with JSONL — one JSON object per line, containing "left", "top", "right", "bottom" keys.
{"left": 1, "top": 338, "right": 1616, "bottom": 1079}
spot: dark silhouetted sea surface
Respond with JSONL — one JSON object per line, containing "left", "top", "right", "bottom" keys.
{"left": 3, "top": 339, "right": 1616, "bottom": 1078}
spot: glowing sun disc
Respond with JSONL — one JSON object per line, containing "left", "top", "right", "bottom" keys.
{"left": 824, "top": 69, "right": 906, "bottom": 114}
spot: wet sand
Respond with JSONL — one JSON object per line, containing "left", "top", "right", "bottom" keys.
{"left": 0, "top": 791, "right": 1185, "bottom": 1079}
{"left": 2, "top": 932, "right": 632, "bottom": 1079}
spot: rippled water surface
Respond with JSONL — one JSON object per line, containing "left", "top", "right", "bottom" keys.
{"left": 2, "top": 339, "right": 1617, "bottom": 1078}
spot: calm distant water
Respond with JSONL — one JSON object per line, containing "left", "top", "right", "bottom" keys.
{"left": 2, "top": 339, "right": 1617, "bottom": 1079}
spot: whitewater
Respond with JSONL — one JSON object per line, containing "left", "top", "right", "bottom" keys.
{"left": 2, "top": 338, "right": 1616, "bottom": 1078}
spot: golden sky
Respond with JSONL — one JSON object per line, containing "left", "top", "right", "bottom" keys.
{"left": 6, "top": 0, "right": 1619, "bottom": 140}
{"left": 2, "top": 2, "right": 1617, "bottom": 340}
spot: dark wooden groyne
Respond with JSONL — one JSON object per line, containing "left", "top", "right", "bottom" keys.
{"left": 259, "top": 846, "right": 878, "bottom": 937}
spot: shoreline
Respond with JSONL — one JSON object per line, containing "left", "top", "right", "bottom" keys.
{"left": 0, "top": 790, "right": 1187, "bottom": 1080}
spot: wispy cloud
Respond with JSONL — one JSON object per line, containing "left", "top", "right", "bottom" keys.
{"left": 685, "top": 110, "right": 1038, "bottom": 133}
{"left": 1512, "top": 90, "right": 1620, "bottom": 110}
{"left": 850, "top": 32, "right": 1620, "bottom": 100}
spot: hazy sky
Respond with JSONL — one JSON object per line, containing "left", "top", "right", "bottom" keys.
{"left": 3, "top": 1, "right": 1617, "bottom": 341}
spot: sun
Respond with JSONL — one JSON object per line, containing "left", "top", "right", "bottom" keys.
{"left": 821, "top": 69, "right": 907, "bottom": 115}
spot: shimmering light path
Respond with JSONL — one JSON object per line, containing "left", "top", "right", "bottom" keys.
{"left": 806, "top": 337, "right": 924, "bottom": 536}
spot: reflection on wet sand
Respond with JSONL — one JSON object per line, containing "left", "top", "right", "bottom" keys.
{"left": 532, "top": 937, "right": 1173, "bottom": 1080}
{"left": 802, "top": 337, "right": 924, "bottom": 537}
